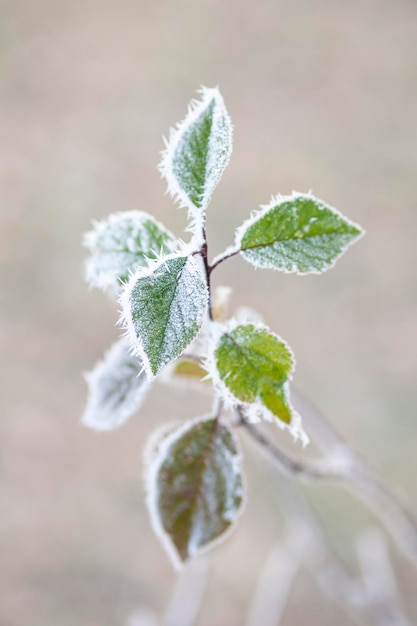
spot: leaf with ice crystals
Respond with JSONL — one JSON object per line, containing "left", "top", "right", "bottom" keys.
{"left": 120, "top": 254, "right": 208, "bottom": 378}
{"left": 82, "top": 338, "right": 149, "bottom": 431}
{"left": 210, "top": 322, "right": 306, "bottom": 442}
{"left": 236, "top": 193, "right": 363, "bottom": 274}
{"left": 159, "top": 87, "right": 233, "bottom": 215}
{"left": 84, "top": 211, "right": 177, "bottom": 291}
{"left": 146, "top": 416, "right": 245, "bottom": 567}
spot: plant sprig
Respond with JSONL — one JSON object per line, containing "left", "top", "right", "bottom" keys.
{"left": 82, "top": 86, "right": 416, "bottom": 571}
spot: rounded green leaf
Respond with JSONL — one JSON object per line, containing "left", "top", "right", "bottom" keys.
{"left": 237, "top": 193, "right": 364, "bottom": 274}
{"left": 146, "top": 417, "right": 245, "bottom": 567}
{"left": 84, "top": 211, "right": 178, "bottom": 291}
{"left": 212, "top": 323, "right": 298, "bottom": 428}
{"left": 120, "top": 254, "right": 208, "bottom": 378}
{"left": 159, "top": 87, "right": 233, "bottom": 214}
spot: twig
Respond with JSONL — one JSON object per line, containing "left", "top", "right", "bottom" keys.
{"left": 238, "top": 413, "right": 351, "bottom": 481}
{"left": 200, "top": 223, "right": 213, "bottom": 320}
{"left": 258, "top": 457, "right": 411, "bottom": 625}
{"left": 237, "top": 408, "right": 417, "bottom": 569}
{"left": 291, "top": 393, "right": 417, "bottom": 570}
{"left": 356, "top": 529, "right": 411, "bottom": 626}
{"left": 163, "top": 555, "right": 209, "bottom": 626}
{"left": 245, "top": 541, "right": 301, "bottom": 626}
{"left": 209, "top": 246, "right": 241, "bottom": 273}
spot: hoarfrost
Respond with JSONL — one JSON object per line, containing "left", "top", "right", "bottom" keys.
{"left": 84, "top": 211, "right": 178, "bottom": 292}
{"left": 235, "top": 192, "right": 364, "bottom": 275}
{"left": 119, "top": 252, "right": 208, "bottom": 379}
{"left": 206, "top": 320, "right": 308, "bottom": 445}
{"left": 159, "top": 87, "right": 233, "bottom": 216}
{"left": 82, "top": 337, "right": 150, "bottom": 431}
{"left": 145, "top": 416, "right": 245, "bottom": 568}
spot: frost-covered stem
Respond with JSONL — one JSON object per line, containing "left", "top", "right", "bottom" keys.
{"left": 237, "top": 409, "right": 350, "bottom": 481}
{"left": 237, "top": 409, "right": 417, "bottom": 568}
{"left": 209, "top": 246, "right": 240, "bottom": 273}
{"left": 200, "top": 223, "right": 213, "bottom": 320}
{"left": 212, "top": 396, "right": 224, "bottom": 420}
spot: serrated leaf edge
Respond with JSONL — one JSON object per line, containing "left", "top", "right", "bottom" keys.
{"left": 144, "top": 415, "right": 246, "bottom": 570}
{"left": 158, "top": 86, "right": 233, "bottom": 217}
{"left": 118, "top": 247, "right": 208, "bottom": 380}
{"left": 235, "top": 191, "right": 365, "bottom": 275}
{"left": 83, "top": 210, "right": 178, "bottom": 291}
{"left": 205, "top": 319, "right": 309, "bottom": 446}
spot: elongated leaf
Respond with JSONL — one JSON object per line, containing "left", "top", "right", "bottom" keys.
{"left": 84, "top": 211, "right": 178, "bottom": 291}
{"left": 82, "top": 338, "right": 149, "bottom": 431}
{"left": 211, "top": 323, "right": 306, "bottom": 442}
{"left": 146, "top": 416, "right": 244, "bottom": 567}
{"left": 159, "top": 87, "right": 233, "bottom": 214}
{"left": 120, "top": 254, "right": 208, "bottom": 378}
{"left": 237, "top": 193, "right": 363, "bottom": 274}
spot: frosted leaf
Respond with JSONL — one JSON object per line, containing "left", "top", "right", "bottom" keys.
{"left": 120, "top": 254, "right": 208, "bottom": 378}
{"left": 236, "top": 192, "right": 364, "bottom": 274}
{"left": 208, "top": 321, "right": 307, "bottom": 443}
{"left": 146, "top": 416, "right": 245, "bottom": 567}
{"left": 159, "top": 87, "right": 233, "bottom": 215}
{"left": 82, "top": 338, "right": 150, "bottom": 431}
{"left": 84, "top": 211, "right": 178, "bottom": 291}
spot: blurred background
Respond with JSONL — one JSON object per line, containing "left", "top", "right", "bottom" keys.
{"left": 1, "top": 0, "right": 417, "bottom": 623}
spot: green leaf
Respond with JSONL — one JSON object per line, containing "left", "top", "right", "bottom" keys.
{"left": 120, "top": 254, "right": 208, "bottom": 378}
{"left": 237, "top": 193, "right": 363, "bottom": 274}
{"left": 159, "top": 87, "right": 233, "bottom": 214}
{"left": 84, "top": 211, "right": 178, "bottom": 291}
{"left": 82, "top": 338, "right": 149, "bottom": 431}
{"left": 212, "top": 323, "right": 301, "bottom": 432}
{"left": 146, "top": 417, "right": 245, "bottom": 567}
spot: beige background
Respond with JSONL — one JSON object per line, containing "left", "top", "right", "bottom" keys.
{"left": 1, "top": 0, "right": 417, "bottom": 624}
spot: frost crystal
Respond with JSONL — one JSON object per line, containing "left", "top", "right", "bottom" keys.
{"left": 145, "top": 416, "right": 245, "bottom": 568}
{"left": 82, "top": 338, "right": 150, "bottom": 431}
{"left": 159, "top": 87, "right": 233, "bottom": 216}
{"left": 84, "top": 211, "right": 178, "bottom": 291}
{"left": 236, "top": 192, "right": 364, "bottom": 275}
{"left": 207, "top": 320, "right": 308, "bottom": 445}
{"left": 120, "top": 253, "right": 208, "bottom": 378}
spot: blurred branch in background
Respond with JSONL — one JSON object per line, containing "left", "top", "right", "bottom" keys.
{"left": 245, "top": 540, "right": 302, "bottom": 626}
{"left": 356, "top": 529, "right": 410, "bottom": 626}
{"left": 254, "top": 452, "right": 412, "bottom": 625}
{"left": 163, "top": 555, "right": 209, "bottom": 626}
{"left": 125, "top": 390, "right": 414, "bottom": 626}
{"left": 236, "top": 392, "right": 417, "bottom": 570}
